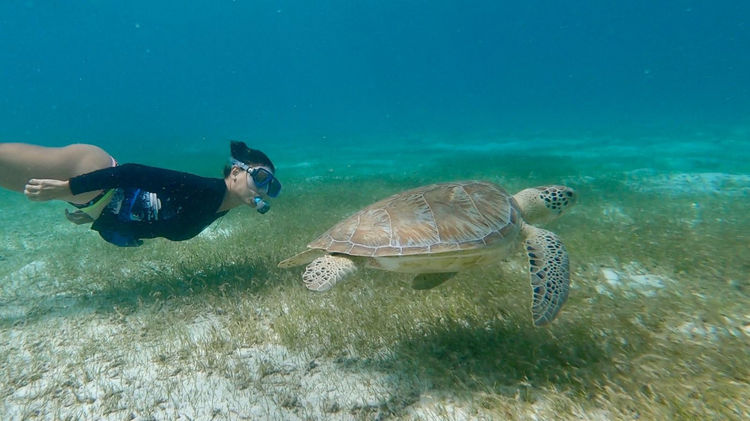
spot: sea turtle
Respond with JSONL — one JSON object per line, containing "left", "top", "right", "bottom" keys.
{"left": 278, "top": 181, "right": 577, "bottom": 326}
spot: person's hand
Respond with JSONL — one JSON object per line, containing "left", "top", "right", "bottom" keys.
{"left": 24, "top": 178, "right": 72, "bottom": 201}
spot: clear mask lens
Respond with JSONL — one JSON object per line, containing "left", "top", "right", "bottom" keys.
{"left": 250, "top": 168, "right": 281, "bottom": 197}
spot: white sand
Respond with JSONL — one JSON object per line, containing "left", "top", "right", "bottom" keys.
{"left": 625, "top": 170, "right": 750, "bottom": 196}
{"left": 0, "top": 300, "right": 511, "bottom": 420}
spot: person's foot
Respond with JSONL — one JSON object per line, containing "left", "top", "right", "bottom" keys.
{"left": 65, "top": 209, "right": 95, "bottom": 225}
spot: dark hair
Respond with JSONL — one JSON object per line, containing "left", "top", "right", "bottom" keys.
{"left": 223, "top": 140, "right": 276, "bottom": 177}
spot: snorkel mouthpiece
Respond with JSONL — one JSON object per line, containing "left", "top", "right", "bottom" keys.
{"left": 253, "top": 196, "right": 270, "bottom": 214}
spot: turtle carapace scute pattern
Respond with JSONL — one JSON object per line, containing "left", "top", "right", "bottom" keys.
{"left": 279, "top": 181, "right": 577, "bottom": 326}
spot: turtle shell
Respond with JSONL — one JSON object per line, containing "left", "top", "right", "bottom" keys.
{"left": 308, "top": 181, "right": 521, "bottom": 257}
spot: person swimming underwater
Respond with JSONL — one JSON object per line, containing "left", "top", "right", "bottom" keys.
{"left": 0, "top": 140, "right": 280, "bottom": 247}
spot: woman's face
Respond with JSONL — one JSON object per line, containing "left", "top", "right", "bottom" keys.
{"left": 232, "top": 164, "right": 275, "bottom": 207}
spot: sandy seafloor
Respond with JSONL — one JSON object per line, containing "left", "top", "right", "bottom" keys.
{"left": 1, "top": 133, "right": 749, "bottom": 420}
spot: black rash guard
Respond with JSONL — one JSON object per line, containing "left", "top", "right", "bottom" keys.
{"left": 69, "top": 163, "right": 228, "bottom": 246}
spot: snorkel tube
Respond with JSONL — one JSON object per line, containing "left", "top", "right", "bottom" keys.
{"left": 253, "top": 196, "right": 270, "bottom": 214}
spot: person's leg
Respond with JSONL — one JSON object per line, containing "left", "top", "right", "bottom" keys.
{"left": 0, "top": 143, "right": 114, "bottom": 204}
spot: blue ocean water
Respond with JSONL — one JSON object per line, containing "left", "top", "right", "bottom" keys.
{"left": 1, "top": 1, "right": 748, "bottom": 157}
{"left": 1, "top": 2, "right": 749, "bottom": 418}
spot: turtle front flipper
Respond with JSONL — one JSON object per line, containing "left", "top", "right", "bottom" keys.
{"left": 411, "top": 273, "right": 456, "bottom": 290}
{"left": 522, "top": 225, "right": 570, "bottom": 326}
{"left": 303, "top": 255, "right": 357, "bottom": 292}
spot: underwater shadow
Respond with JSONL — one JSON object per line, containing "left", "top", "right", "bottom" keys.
{"left": 370, "top": 318, "right": 610, "bottom": 399}
{"left": 0, "top": 256, "right": 283, "bottom": 327}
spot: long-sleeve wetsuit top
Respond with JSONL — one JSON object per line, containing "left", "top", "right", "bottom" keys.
{"left": 69, "top": 164, "right": 228, "bottom": 246}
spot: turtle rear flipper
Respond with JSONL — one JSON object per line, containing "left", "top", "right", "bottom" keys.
{"left": 522, "top": 225, "right": 570, "bottom": 326}
{"left": 411, "top": 273, "right": 456, "bottom": 290}
{"left": 303, "top": 255, "right": 357, "bottom": 292}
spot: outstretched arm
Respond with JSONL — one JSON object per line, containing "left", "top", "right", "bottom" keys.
{"left": 24, "top": 164, "right": 212, "bottom": 202}
{"left": 69, "top": 163, "right": 210, "bottom": 195}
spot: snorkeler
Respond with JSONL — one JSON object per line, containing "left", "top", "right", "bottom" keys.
{"left": 0, "top": 141, "right": 280, "bottom": 247}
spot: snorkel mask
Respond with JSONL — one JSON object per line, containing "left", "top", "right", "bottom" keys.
{"left": 230, "top": 159, "right": 281, "bottom": 214}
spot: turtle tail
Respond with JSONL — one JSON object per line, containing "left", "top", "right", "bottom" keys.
{"left": 278, "top": 249, "right": 325, "bottom": 268}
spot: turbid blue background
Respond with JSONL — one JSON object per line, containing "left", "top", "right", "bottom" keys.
{"left": 1, "top": 5, "right": 748, "bottom": 419}
{"left": 1, "top": 1, "right": 748, "bottom": 157}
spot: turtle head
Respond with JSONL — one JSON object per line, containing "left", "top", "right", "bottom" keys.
{"left": 513, "top": 185, "right": 576, "bottom": 225}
